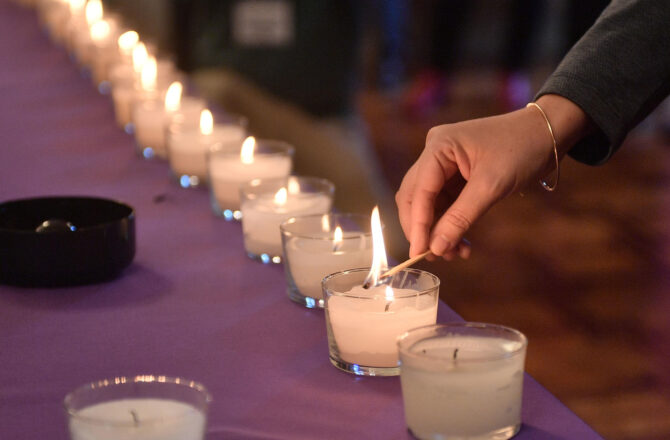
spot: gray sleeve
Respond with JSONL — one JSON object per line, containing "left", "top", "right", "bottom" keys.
{"left": 536, "top": 0, "right": 670, "bottom": 165}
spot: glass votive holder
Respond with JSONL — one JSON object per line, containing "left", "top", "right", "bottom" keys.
{"left": 397, "top": 323, "right": 528, "bottom": 440}
{"left": 166, "top": 114, "right": 248, "bottom": 189}
{"left": 64, "top": 375, "right": 211, "bottom": 440}
{"left": 240, "top": 176, "right": 334, "bottom": 264}
{"left": 133, "top": 95, "right": 206, "bottom": 160}
{"left": 208, "top": 138, "right": 294, "bottom": 220}
{"left": 280, "top": 213, "right": 373, "bottom": 308}
{"left": 322, "top": 268, "right": 439, "bottom": 376}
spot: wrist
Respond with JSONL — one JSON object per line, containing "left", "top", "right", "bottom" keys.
{"left": 534, "top": 94, "right": 594, "bottom": 157}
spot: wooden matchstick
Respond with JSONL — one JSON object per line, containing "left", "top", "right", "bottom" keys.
{"left": 380, "top": 250, "right": 432, "bottom": 280}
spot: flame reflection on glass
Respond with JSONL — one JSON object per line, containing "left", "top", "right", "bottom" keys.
{"left": 333, "top": 226, "right": 343, "bottom": 252}
{"left": 287, "top": 178, "right": 300, "bottom": 194}
{"left": 200, "top": 109, "right": 213, "bottom": 135}
{"left": 274, "top": 187, "right": 288, "bottom": 206}
{"left": 240, "top": 136, "right": 255, "bottom": 164}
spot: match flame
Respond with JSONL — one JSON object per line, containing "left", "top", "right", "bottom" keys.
{"left": 140, "top": 56, "right": 157, "bottom": 91}
{"left": 200, "top": 109, "right": 214, "bottom": 135}
{"left": 132, "top": 42, "right": 148, "bottom": 73}
{"left": 364, "top": 206, "right": 388, "bottom": 288}
{"left": 165, "top": 81, "right": 183, "bottom": 112}
{"left": 89, "top": 20, "right": 109, "bottom": 42}
{"left": 118, "top": 30, "right": 139, "bottom": 54}
{"left": 240, "top": 136, "right": 255, "bottom": 164}
{"left": 69, "top": 0, "right": 85, "bottom": 14}
{"left": 85, "top": 0, "right": 103, "bottom": 26}
{"left": 333, "top": 226, "right": 343, "bottom": 252}
{"left": 274, "top": 187, "right": 287, "bottom": 206}
{"left": 287, "top": 178, "right": 301, "bottom": 194}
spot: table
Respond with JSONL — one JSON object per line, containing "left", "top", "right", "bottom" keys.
{"left": 0, "top": 1, "right": 603, "bottom": 438}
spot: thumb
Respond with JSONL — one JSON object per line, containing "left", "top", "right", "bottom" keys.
{"left": 428, "top": 178, "right": 497, "bottom": 257}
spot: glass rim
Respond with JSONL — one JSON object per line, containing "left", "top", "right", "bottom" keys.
{"left": 63, "top": 375, "right": 212, "bottom": 426}
{"left": 209, "top": 138, "right": 295, "bottom": 158}
{"left": 241, "top": 175, "right": 335, "bottom": 196}
{"left": 397, "top": 322, "right": 528, "bottom": 363}
{"left": 322, "top": 267, "right": 440, "bottom": 300}
{"left": 280, "top": 213, "right": 376, "bottom": 240}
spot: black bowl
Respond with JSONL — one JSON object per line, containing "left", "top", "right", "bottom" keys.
{"left": 0, "top": 196, "right": 135, "bottom": 287}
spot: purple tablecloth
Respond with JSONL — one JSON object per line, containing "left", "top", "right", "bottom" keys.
{"left": 0, "top": 2, "right": 603, "bottom": 438}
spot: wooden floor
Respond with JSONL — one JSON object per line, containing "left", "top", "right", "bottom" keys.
{"left": 359, "top": 71, "right": 670, "bottom": 440}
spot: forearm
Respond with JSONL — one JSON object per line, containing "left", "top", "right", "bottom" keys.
{"left": 537, "top": 0, "right": 670, "bottom": 165}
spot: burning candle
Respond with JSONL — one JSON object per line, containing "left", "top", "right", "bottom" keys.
{"left": 65, "top": 375, "right": 211, "bottom": 440}
{"left": 322, "top": 207, "right": 439, "bottom": 376}
{"left": 167, "top": 110, "right": 247, "bottom": 188}
{"left": 132, "top": 81, "right": 205, "bottom": 159}
{"left": 280, "top": 213, "right": 373, "bottom": 308}
{"left": 397, "top": 323, "right": 527, "bottom": 440}
{"left": 240, "top": 176, "right": 334, "bottom": 263}
{"left": 208, "top": 136, "right": 294, "bottom": 219}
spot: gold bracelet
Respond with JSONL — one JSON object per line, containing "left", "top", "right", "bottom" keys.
{"left": 526, "top": 102, "right": 559, "bottom": 192}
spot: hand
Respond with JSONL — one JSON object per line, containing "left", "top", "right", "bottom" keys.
{"left": 396, "top": 95, "right": 591, "bottom": 260}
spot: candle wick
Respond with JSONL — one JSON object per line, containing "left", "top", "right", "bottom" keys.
{"left": 130, "top": 409, "right": 140, "bottom": 427}
{"left": 384, "top": 301, "right": 391, "bottom": 312}
{"left": 332, "top": 243, "right": 341, "bottom": 253}
{"left": 453, "top": 348, "right": 459, "bottom": 361}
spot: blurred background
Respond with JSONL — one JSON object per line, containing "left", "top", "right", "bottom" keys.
{"left": 101, "top": 0, "right": 670, "bottom": 438}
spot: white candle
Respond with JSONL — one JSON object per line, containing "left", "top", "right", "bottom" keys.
{"left": 208, "top": 137, "right": 293, "bottom": 215}
{"left": 326, "top": 285, "right": 438, "bottom": 368}
{"left": 281, "top": 214, "right": 373, "bottom": 307}
{"left": 133, "top": 97, "right": 205, "bottom": 159}
{"left": 398, "top": 324, "right": 527, "bottom": 439}
{"left": 242, "top": 193, "right": 332, "bottom": 260}
{"left": 68, "top": 398, "right": 206, "bottom": 440}
{"left": 168, "top": 110, "right": 246, "bottom": 187}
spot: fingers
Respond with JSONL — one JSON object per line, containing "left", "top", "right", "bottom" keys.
{"left": 428, "top": 178, "right": 494, "bottom": 258}
{"left": 395, "top": 163, "right": 418, "bottom": 244}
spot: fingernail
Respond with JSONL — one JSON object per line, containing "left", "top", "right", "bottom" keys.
{"left": 430, "top": 235, "right": 450, "bottom": 256}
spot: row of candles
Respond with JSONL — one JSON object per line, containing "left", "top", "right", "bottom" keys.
{"left": 26, "top": 0, "right": 528, "bottom": 438}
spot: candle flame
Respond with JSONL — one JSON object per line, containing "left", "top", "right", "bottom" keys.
{"left": 89, "top": 19, "right": 109, "bottom": 42}
{"left": 274, "top": 187, "right": 288, "bottom": 206}
{"left": 118, "top": 30, "right": 139, "bottom": 53}
{"left": 165, "top": 81, "right": 183, "bottom": 111}
{"left": 240, "top": 136, "right": 255, "bottom": 164}
{"left": 140, "top": 56, "right": 157, "bottom": 91}
{"left": 69, "top": 0, "right": 85, "bottom": 14}
{"left": 85, "top": 0, "right": 103, "bottom": 25}
{"left": 333, "top": 226, "right": 343, "bottom": 252}
{"left": 132, "top": 42, "right": 148, "bottom": 73}
{"left": 287, "top": 178, "right": 301, "bottom": 194}
{"left": 200, "top": 109, "right": 214, "bottom": 135}
{"left": 364, "top": 206, "right": 388, "bottom": 288}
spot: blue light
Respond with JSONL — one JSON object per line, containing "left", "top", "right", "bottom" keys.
{"left": 352, "top": 364, "right": 363, "bottom": 375}
{"left": 179, "top": 175, "right": 191, "bottom": 188}
{"left": 260, "top": 254, "right": 270, "bottom": 264}
{"left": 223, "top": 210, "right": 234, "bottom": 221}
{"left": 305, "top": 297, "right": 316, "bottom": 308}
{"left": 69, "top": 225, "right": 77, "bottom": 232}
{"left": 124, "top": 123, "right": 134, "bottom": 135}
{"left": 98, "top": 81, "right": 111, "bottom": 95}
{"left": 143, "top": 147, "right": 154, "bottom": 159}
